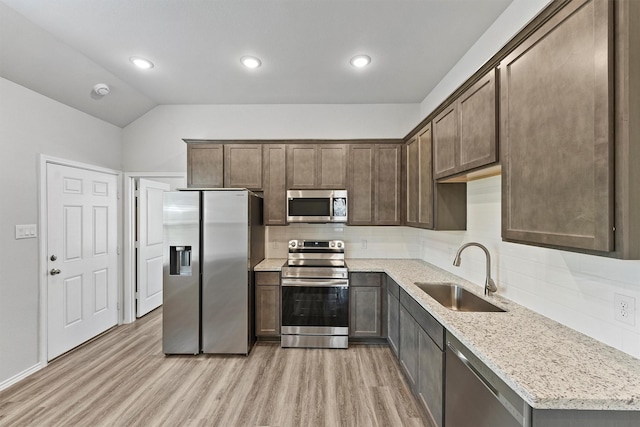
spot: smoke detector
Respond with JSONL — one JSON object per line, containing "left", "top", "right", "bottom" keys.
{"left": 93, "top": 83, "right": 110, "bottom": 96}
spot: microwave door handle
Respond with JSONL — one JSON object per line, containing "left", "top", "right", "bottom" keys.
{"left": 329, "top": 197, "right": 334, "bottom": 218}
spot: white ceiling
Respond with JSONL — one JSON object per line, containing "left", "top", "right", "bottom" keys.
{"left": 0, "top": 0, "right": 514, "bottom": 127}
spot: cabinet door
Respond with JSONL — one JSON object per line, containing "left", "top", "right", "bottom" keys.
{"left": 418, "top": 327, "right": 444, "bottom": 427}
{"left": 417, "top": 125, "right": 434, "bottom": 228}
{"left": 318, "top": 144, "right": 347, "bottom": 189}
{"left": 387, "top": 290, "right": 400, "bottom": 357}
{"left": 433, "top": 104, "right": 458, "bottom": 179}
{"left": 406, "top": 135, "right": 419, "bottom": 226}
{"left": 350, "top": 273, "right": 383, "bottom": 338}
{"left": 375, "top": 145, "right": 402, "bottom": 225}
{"left": 263, "top": 144, "right": 287, "bottom": 225}
{"left": 408, "top": 124, "right": 435, "bottom": 228}
{"left": 286, "top": 144, "right": 317, "bottom": 189}
{"left": 349, "top": 286, "right": 382, "bottom": 337}
{"left": 458, "top": 69, "right": 497, "bottom": 172}
{"left": 399, "top": 305, "right": 418, "bottom": 387}
{"left": 255, "top": 285, "right": 280, "bottom": 336}
{"left": 187, "top": 144, "right": 223, "bottom": 188}
{"left": 348, "top": 145, "right": 375, "bottom": 225}
{"left": 500, "top": 0, "right": 614, "bottom": 251}
{"left": 223, "top": 144, "right": 263, "bottom": 190}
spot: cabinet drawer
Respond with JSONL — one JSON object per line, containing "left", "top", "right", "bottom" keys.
{"left": 350, "top": 272, "right": 383, "bottom": 287}
{"left": 256, "top": 271, "right": 280, "bottom": 286}
{"left": 400, "top": 289, "right": 444, "bottom": 351}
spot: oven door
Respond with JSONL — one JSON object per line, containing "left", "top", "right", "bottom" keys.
{"left": 281, "top": 278, "right": 349, "bottom": 336}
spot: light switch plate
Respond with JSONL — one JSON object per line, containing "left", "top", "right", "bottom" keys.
{"left": 15, "top": 224, "right": 37, "bottom": 239}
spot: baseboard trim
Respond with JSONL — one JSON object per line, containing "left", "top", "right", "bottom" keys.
{"left": 0, "top": 362, "right": 45, "bottom": 391}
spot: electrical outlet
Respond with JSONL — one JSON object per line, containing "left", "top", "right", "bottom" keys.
{"left": 614, "top": 293, "right": 636, "bottom": 326}
{"left": 361, "top": 239, "right": 368, "bottom": 249}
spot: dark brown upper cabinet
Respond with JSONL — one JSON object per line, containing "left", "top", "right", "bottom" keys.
{"left": 223, "top": 144, "right": 263, "bottom": 190}
{"left": 186, "top": 142, "right": 262, "bottom": 190}
{"left": 406, "top": 124, "right": 466, "bottom": 231}
{"left": 263, "top": 144, "right": 287, "bottom": 226}
{"left": 500, "top": 0, "right": 614, "bottom": 252}
{"left": 433, "top": 69, "right": 498, "bottom": 180}
{"left": 347, "top": 144, "right": 402, "bottom": 225}
{"left": 286, "top": 144, "right": 347, "bottom": 189}
{"left": 187, "top": 143, "right": 223, "bottom": 188}
{"left": 406, "top": 123, "right": 434, "bottom": 229}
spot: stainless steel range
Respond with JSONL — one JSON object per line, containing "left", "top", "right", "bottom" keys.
{"left": 281, "top": 240, "right": 348, "bottom": 349}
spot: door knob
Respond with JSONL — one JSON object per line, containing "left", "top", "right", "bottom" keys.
{"left": 50, "top": 268, "right": 61, "bottom": 276}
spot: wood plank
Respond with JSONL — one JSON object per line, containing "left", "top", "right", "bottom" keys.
{"left": 0, "top": 308, "right": 426, "bottom": 426}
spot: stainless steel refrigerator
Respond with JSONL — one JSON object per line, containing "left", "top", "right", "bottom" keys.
{"left": 162, "top": 189, "right": 264, "bottom": 355}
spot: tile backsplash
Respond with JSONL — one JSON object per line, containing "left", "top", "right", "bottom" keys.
{"left": 266, "top": 223, "right": 421, "bottom": 259}
{"left": 265, "top": 175, "right": 640, "bottom": 358}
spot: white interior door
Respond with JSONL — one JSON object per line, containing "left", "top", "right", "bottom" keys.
{"left": 136, "top": 178, "right": 170, "bottom": 317}
{"left": 47, "top": 163, "right": 118, "bottom": 360}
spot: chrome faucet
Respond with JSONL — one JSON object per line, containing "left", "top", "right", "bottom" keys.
{"left": 453, "top": 242, "right": 497, "bottom": 296}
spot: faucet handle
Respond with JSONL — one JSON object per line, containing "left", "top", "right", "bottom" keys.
{"left": 485, "top": 278, "right": 498, "bottom": 295}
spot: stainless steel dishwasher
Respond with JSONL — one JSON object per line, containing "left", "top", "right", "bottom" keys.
{"left": 445, "top": 332, "right": 531, "bottom": 427}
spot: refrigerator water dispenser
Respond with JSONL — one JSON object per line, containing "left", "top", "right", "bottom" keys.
{"left": 170, "top": 246, "right": 192, "bottom": 276}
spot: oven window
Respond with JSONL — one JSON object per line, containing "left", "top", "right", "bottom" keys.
{"left": 281, "top": 286, "right": 348, "bottom": 327}
{"left": 288, "top": 198, "right": 330, "bottom": 217}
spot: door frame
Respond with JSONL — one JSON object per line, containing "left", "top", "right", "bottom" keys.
{"left": 38, "top": 155, "right": 122, "bottom": 366}
{"left": 123, "top": 172, "right": 185, "bottom": 324}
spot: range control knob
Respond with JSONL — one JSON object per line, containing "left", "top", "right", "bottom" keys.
{"left": 330, "top": 242, "right": 335, "bottom": 248}
{"left": 289, "top": 241, "right": 297, "bottom": 248}
{"left": 337, "top": 242, "right": 343, "bottom": 248}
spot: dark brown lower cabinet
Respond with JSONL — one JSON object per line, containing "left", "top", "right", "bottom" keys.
{"left": 349, "top": 273, "right": 384, "bottom": 338}
{"left": 255, "top": 272, "right": 280, "bottom": 337}
{"left": 399, "top": 305, "right": 419, "bottom": 387}
{"left": 398, "top": 289, "right": 445, "bottom": 427}
{"left": 386, "top": 277, "right": 400, "bottom": 357}
{"left": 418, "top": 327, "right": 444, "bottom": 427}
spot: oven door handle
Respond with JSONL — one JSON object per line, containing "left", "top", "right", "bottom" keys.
{"left": 281, "top": 278, "right": 349, "bottom": 287}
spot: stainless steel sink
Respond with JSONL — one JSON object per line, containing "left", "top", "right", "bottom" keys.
{"left": 415, "top": 282, "right": 506, "bottom": 313}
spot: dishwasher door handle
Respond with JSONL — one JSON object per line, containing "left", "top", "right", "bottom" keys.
{"left": 447, "top": 342, "right": 499, "bottom": 397}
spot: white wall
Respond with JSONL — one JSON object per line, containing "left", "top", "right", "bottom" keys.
{"left": 121, "top": 103, "right": 420, "bottom": 172}
{"left": 420, "top": 0, "right": 552, "bottom": 117}
{"left": 0, "top": 77, "right": 122, "bottom": 387}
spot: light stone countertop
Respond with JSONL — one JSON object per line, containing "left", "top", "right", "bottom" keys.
{"left": 254, "top": 258, "right": 286, "bottom": 271}
{"left": 254, "top": 257, "right": 640, "bottom": 411}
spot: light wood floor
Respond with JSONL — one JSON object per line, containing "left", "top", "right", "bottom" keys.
{"left": 0, "top": 308, "right": 428, "bottom": 426}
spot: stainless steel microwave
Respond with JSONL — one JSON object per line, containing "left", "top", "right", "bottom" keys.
{"left": 286, "top": 190, "right": 348, "bottom": 223}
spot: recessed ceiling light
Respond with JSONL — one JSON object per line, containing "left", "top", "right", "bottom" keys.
{"left": 241, "top": 56, "right": 262, "bottom": 69}
{"left": 350, "top": 55, "right": 371, "bottom": 68}
{"left": 130, "top": 57, "right": 154, "bottom": 69}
